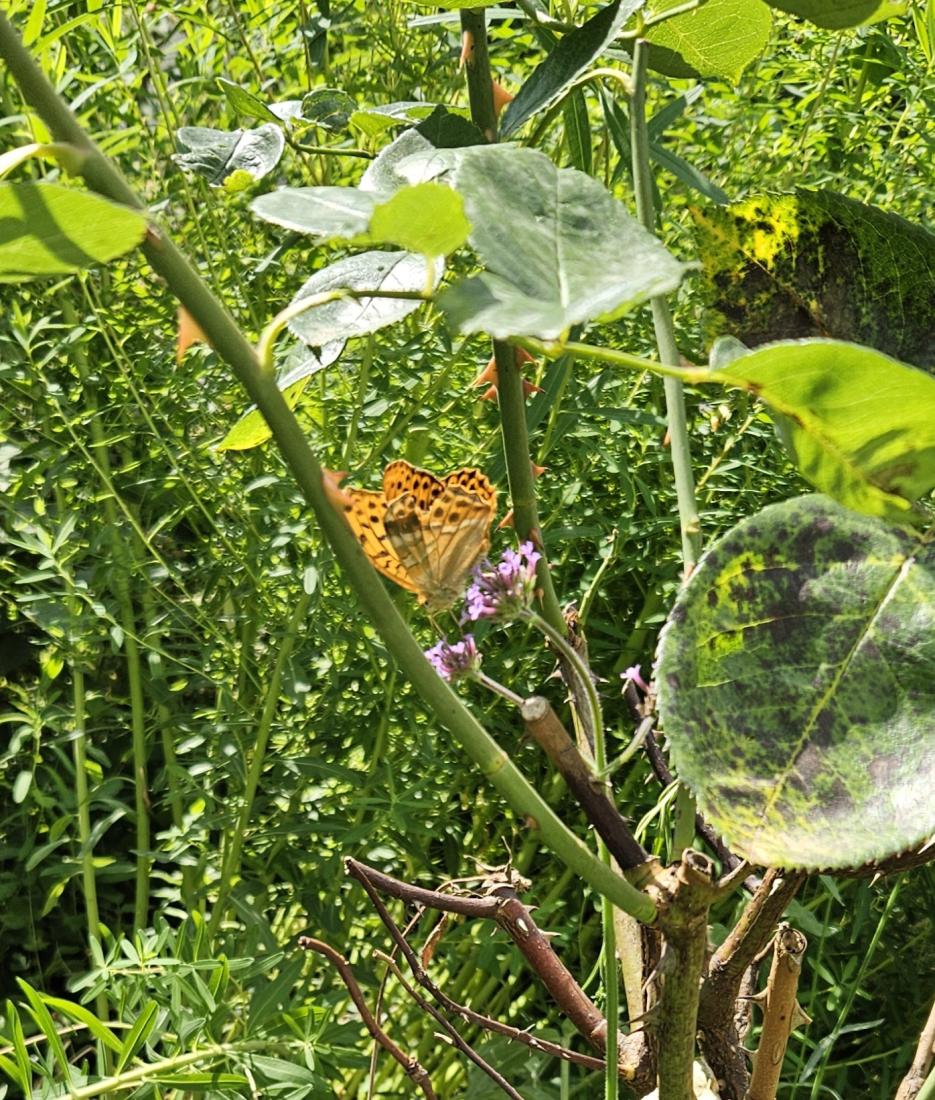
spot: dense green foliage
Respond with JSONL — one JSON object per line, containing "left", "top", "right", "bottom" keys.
{"left": 1, "top": 1, "right": 933, "bottom": 1097}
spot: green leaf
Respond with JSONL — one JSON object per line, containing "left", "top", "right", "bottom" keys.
{"left": 694, "top": 189, "right": 935, "bottom": 370}
{"left": 218, "top": 342, "right": 343, "bottom": 452}
{"left": 765, "top": 0, "right": 902, "bottom": 28}
{"left": 370, "top": 183, "right": 469, "bottom": 256}
{"left": 217, "top": 78, "right": 279, "bottom": 122}
{"left": 174, "top": 124, "right": 284, "bottom": 186}
{"left": 441, "top": 144, "right": 685, "bottom": 339}
{"left": 251, "top": 182, "right": 468, "bottom": 254}
{"left": 349, "top": 100, "right": 439, "bottom": 137}
{"left": 116, "top": 999, "right": 158, "bottom": 1071}
{"left": 41, "top": 994, "right": 122, "bottom": 1054}
{"left": 645, "top": 0, "right": 773, "bottom": 80}
{"left": 562, "top": 90, "right": 593, "bottom": 174}
{"left": 0, "top": 182, "right": 146, "bottom": 279}
{"left": 16, "top": 979, "right": 73, "bottom": 1085}
{"left": 649, "top": 141, "right": 729, "bottom": 204}
{"left": 710, "top": 339, "right": 935, "bottom": 524}
{"left": 656, "top": 494, "right": 935, "bottom": 870}
{"left": 288, "top": 251, "right": 439, "bottom": 346}
{"left": 500, "top": 0, "right": 645, "bottom": 138}
{"left": 359, "top": 128, "right": 436, "bottom": 195}
{"left": 251, "top": 187, "right": 375, "bottom": 240}
{"left": 414, "top": 105, "right": 485, "bottom": 149}
{"left": 148, "top": 1072, "right": 250, "bottom": 1089}
{"left": 300, "top": 87, "right": 356, "bottom": 132}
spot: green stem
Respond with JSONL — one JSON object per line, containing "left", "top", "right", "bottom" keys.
{"left": 457, "top": 7, "right": 565, "bottom": 634}
{"left": 629, "top": 39, "right": 701, "bottom": 573}
{"left": 517, "top": 335, "right": 705, "bottom": 383}
{"left": 525, "top": 610, "right": 618, "bottom": 1100}
{"left": 0, "top": 12, "right": 655, "bottom": 925}
{"left": 208, "top": 591, "right": 311, "bottom": 939}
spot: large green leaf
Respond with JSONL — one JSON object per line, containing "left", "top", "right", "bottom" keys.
{"left": 710, "top": 339, "right": 935, "bottom": 525}
{"left": 251, "top": 188, "right": 375, "bottom": 240}
{"left": 250, "top": 183, "right": 468, "bottom": 254}
{"left": 441, "top": 144, "right": 685, "bottom": 339}
{"left": 0, "top": 182, "right": 147, "bottom": 279}
{"left": 500, "top": 0, "right": 646, "bottom": 138}
{"left": 766, "top": 0, "right": 903, "bottom": 27}
{"left": 173, "top": 124, "right": 284, "bottom": 186}
{"left": 656, "top": 494, "right": 935, "bottom": 870}
{"left": 288, "top": 251, "right": 440, "bottom": 346}
{"left": 644, "top": 0, "right": 773, "bottom": 80}
{"left": 694, "top": 189, "right": 935, "bottom": 370}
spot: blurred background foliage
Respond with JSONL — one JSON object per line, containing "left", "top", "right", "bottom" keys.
{"left": 0, "top": 1, "right": 932, "bottom": 1096}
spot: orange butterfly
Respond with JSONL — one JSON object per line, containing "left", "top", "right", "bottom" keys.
{"left": 338, "top": 461, "right": 497, "bottom": 611}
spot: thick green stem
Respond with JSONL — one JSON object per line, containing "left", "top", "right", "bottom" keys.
{"left": 0, "top": 13, "right": 655, "bottom": 925}
{"left": 209, "top": 592, "right": 310, "bottom": 938}
{"left": 629, "top": 40, "right": 701, "bottom": 573}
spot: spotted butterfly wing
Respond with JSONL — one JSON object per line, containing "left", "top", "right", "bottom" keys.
{"left": 383, "top": 461, "right": 496, "bottom": 610}
{"left": 340, "top": 486, "right": 420, "bottom": 594}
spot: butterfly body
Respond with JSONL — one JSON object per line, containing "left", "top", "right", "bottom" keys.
{"left": 341, "top": 461, "right": 496, "bottom": 610}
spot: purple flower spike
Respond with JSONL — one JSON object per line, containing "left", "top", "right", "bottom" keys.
{"left": 621, "top": 664, "right": 650, "bottom": 694}
{"left": 463, "top": 541, "right": 541, "bottom": 623}
{"left": 425, "top": 635, "right": 481, "bottom": 682}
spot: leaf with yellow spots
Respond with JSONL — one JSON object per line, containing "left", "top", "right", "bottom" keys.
{"left": 693, "top": 189, "right": 935, "bottom": 371}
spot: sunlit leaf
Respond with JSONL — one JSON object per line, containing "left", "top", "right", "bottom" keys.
{"left": 657, "top": 494, "right": 935, "bottom": 870}
{"left": 709, "top": 339, "right": 935, "bottom": 524}
{"left": 369, "top": 183, "right": 470, "bottom": 255}
{"left": 288, "top": 250, "right": 439, "bottom": 346}
{"left": 644, "top": 0, "right": 773, "bottom": 80}
{"left": 766, "top": 0, "right": 903, "bottom": 28}
{"left": 0, "top": 182, "right": 146, "bottom": 279}
{"left": 441, "top": 144, "right": 685, "bottom": 338}
{"left": 174, "top": 124, "right": 284, "bottom": 186}
{"left": 217, "top": 78, "right": 279, "bottom": 123}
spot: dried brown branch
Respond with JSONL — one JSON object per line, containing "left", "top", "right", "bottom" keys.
{"left": 374, "top": 950, "right": 524, "bottom": 1100}
{"left": 697, "top": 869, "right": 806, "bottom": 1100}
{"left": 346, "top": 857, "right": 655, "bottom": 1093}
{"left": 353, "top": 861, "right": 607, "bottom": 1072}
{"left": 298, "top": 937, "right": 438, "bottom": 1100}
{"left": 521, "top": 695, "right": 651, "bottom": 873}
{"left": 747, "top": 924, "right": 809, "bottom": 1100}
{"left": 894, "top": 992, "right": 935, "bottom": 1100}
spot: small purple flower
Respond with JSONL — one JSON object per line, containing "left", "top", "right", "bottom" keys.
{"left": 621, "top": 664, "right": 650, "bottom": 694}
{"left": 463, "top": 541, "right": 541, "bottom": 623}
{"left": 424, "top": 634, "right": 481, "bottom": 682}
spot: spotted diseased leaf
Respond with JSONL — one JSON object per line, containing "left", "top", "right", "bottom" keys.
{"left": 656, "top": 494, "right": 935, "bottom": 870}
{"left": 694, "top": 189, "right": 935, "bottom": 371}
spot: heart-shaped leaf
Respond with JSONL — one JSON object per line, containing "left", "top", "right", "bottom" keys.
{"left": 0, "top": 182, "right": 147, "bottom": 279}
{"left": 440, "top": 144, "right": 685, "bottom": 339}
{"left": 656, "top": 494, "right": 935, "bottom": 870}
{"left": 710, "top": 339, "right": 935, "bottom": 525}
{"left": 288, "top": 251, "right": 440, "bottom": 346}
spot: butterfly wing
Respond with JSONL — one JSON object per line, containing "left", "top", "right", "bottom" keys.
{"left": 383, "top": 460, "right": 447, "bottom": 508}
{"left": 341, "top": 487, "right": 420, "bottom": 594}
{"left": 443, "top": 467, "right": 497, "bottom": 508}
{"left": 385, "top": 481, "right": 496, "bottom": 609}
